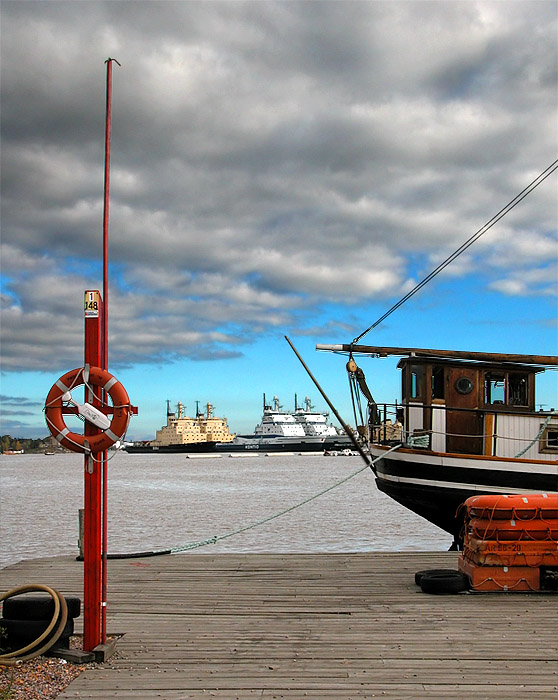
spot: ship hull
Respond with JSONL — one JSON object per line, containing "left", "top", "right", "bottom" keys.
{"left": 369, "top": 445, "right": 558, "bottom": 541}
{"left": 124, "top": 441, "right": 218, "bottom": 454}
{"left": 216, "top": 435, "right": 352, "bottom": 453}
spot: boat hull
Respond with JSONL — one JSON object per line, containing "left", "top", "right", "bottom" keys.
{"left": 369, "top": 445, "right": 558, "bottom": 541}
{"left": 124, "top": 441, "right": 218, "bottom": 454}
{"left": 216, "top": 435, "right": 352, "bottom": 453}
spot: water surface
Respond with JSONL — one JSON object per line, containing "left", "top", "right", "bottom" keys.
{"left": 0, "top": 452, "right": 451, "bottom": 569}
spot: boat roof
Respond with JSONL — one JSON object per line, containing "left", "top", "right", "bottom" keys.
{"left": 315, "top": 344, "right": 557, "bottom": 368}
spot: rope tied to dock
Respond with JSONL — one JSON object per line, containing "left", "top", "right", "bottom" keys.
{"left": 170, "top": 444, "right": 401, "bottom": 554}
{"left": 97, "top": 444, "right": 400, "bottom": 559}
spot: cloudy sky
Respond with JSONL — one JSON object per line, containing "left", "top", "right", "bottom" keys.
{"left": 1, "top": 0, "right": 557, "bottom": 440}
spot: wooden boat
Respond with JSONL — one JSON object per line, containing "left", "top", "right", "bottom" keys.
{"left": 316, "top": 344, "right": 558, "bottom": 546}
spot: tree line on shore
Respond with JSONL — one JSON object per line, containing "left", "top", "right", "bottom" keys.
{"left": 1, "top": 435, "right": 51, "bottom": 453}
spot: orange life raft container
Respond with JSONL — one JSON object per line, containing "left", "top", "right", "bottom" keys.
{"left": 464, "top": 493, "right": 558, "bottom": 521}
{"left": 463, "top": 537, "right": 558, "bottom": 567}
{"left": 467, "top": 517, "right": 558, "bottom": 541}
{"left": 458, "top": 557, "right": 541, "bottom": 592}
{"left": 459, "top": 493, "right": 558, "bottom": 592}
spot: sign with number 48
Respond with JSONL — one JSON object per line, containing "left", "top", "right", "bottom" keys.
{"left": 84, "top": 291, "right": 100, "bottom": 318}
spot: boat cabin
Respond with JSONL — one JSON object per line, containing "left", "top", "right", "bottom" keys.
{"left": 316, "top": 343, "right": 558, "bottom": 460}
{"left": 395, "top": 349, "right": 557, "bottom": 459}
{"left": 399, "top": 355, "right": 545, "bottom": 454}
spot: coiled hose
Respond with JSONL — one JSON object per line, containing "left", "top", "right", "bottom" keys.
{"left": 0, "top": 584, "right": 68, "bottom": 667}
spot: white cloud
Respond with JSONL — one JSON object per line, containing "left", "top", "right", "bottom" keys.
{"left": 489, "top": 265, "right": 557, "bottom": 297}
{"left": 1, "top": 0, "right": 556, "bottom": 372}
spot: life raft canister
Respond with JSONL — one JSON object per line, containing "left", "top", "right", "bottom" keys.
{"left": 468, "top": 517, "right": 558, "bottom": 542}
{"left": 464, "top": 493, "right": 558, "bottom": 521}
{"left": 45, "top": 366, "right": 131, "bottom": 454}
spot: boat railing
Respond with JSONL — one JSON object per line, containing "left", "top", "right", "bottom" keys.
{"left": 367, "top": 402, "right": 556, "bottom": 458}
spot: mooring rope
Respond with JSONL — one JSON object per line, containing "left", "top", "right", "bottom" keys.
{"left": 99, "top": 444, "right": 402, "bottom": 559}
{"left": 353, "top": 159, "right": 558, "bottom": 344}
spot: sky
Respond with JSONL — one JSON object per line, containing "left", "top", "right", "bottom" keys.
{"left": 1, "top": 0, "right": 557, "bottom": 441}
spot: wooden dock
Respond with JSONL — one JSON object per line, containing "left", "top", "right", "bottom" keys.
{"left": 1, "top": 552, "right": 556, "bottom": 698}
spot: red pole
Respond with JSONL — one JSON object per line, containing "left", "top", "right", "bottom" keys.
{"left": 101, "top": 57, "right": 119, "bottom": 644}
{"left": 102, "top": 57, "right": 116, "bottom": 372}
{"left": 83, "top": 291, "right": 103, "bottom": 652}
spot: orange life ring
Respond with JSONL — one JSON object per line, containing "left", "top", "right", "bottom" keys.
{"left": 45, "top": 366, "right": 131, "bottom": 454}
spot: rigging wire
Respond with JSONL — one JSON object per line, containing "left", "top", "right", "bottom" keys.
{"left": 353, "top": 159, "right": 558, "bottom": 344}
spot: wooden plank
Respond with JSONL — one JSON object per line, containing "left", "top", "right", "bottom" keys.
{"left": 1, "top": 552, "right": 556, "bottom": 699}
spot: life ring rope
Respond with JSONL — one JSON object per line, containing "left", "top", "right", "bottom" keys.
{"left": 44, "top": 368, "right": 129, "bottom": 411}
{"left": 44, "top": 369, "right": 84, "bottom": 409}
{"left": 43, "top": 412, "right": 125, "bottom": 461}
{"left": 44, "top": 366, "right": 131, "bottom": 455}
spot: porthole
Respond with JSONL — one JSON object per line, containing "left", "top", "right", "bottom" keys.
{"left": 455, "top": 377, "right": 474, "bottom": 395}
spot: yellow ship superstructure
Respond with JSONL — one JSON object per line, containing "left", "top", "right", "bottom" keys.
{"left": 152, "top": 401, "right": 235, "bottom": 446}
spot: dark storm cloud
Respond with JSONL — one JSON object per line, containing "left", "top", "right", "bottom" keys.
{"left": 1, "top": 0, "right": 556, "bottom": 372}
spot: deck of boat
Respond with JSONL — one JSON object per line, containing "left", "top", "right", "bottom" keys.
{"left": 1, "top": 551, "right": 556, "bottom": 699}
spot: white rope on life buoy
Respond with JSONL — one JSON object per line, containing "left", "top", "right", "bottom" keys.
{"left": 44, "top": 366, "right": 131, "bottom": 454}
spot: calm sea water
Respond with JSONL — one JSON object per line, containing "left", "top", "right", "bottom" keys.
{"left": 0, "top": 452, "right": 451, "bottom": 569}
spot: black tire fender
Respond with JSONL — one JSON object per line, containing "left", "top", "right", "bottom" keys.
{"left": 1, "top": 617, "right": 74, "bottom": 650}
{"left": 414, "top": 569, "right": 457, "bottom": 586}
{"left": 2, "top": 595, "right": 81, "bottom": 620}
{"left": 420, "top": 571, "right": 469, "bottom": 595}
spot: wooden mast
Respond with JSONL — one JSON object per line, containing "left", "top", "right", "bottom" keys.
{"left": 315, "top": 344, "right": 558, "bottom": 366}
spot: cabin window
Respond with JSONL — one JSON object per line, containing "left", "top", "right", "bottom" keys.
{"left": 540, "top": 425, "right": 558, "bottom": 453}
{"left": 432, "top": 366, "right": 444, "bottom": 400}
{"left": 484, "top": 371, "right": 530, "bottom": 407}
{"left": 409, "top": 365, "right": 423, "bottom": 400}
{"left": 485, "top": 373, "right": 505, "bottom": 405}
{"left": 508, "top": 373, "right": 528, "bottom": 406}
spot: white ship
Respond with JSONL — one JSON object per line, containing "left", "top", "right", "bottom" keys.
{"left": 216, "top": 394, "right": 352, "bottom": 452}
{"left": 292, "top": 395, "right": 341, "bottom": 437}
